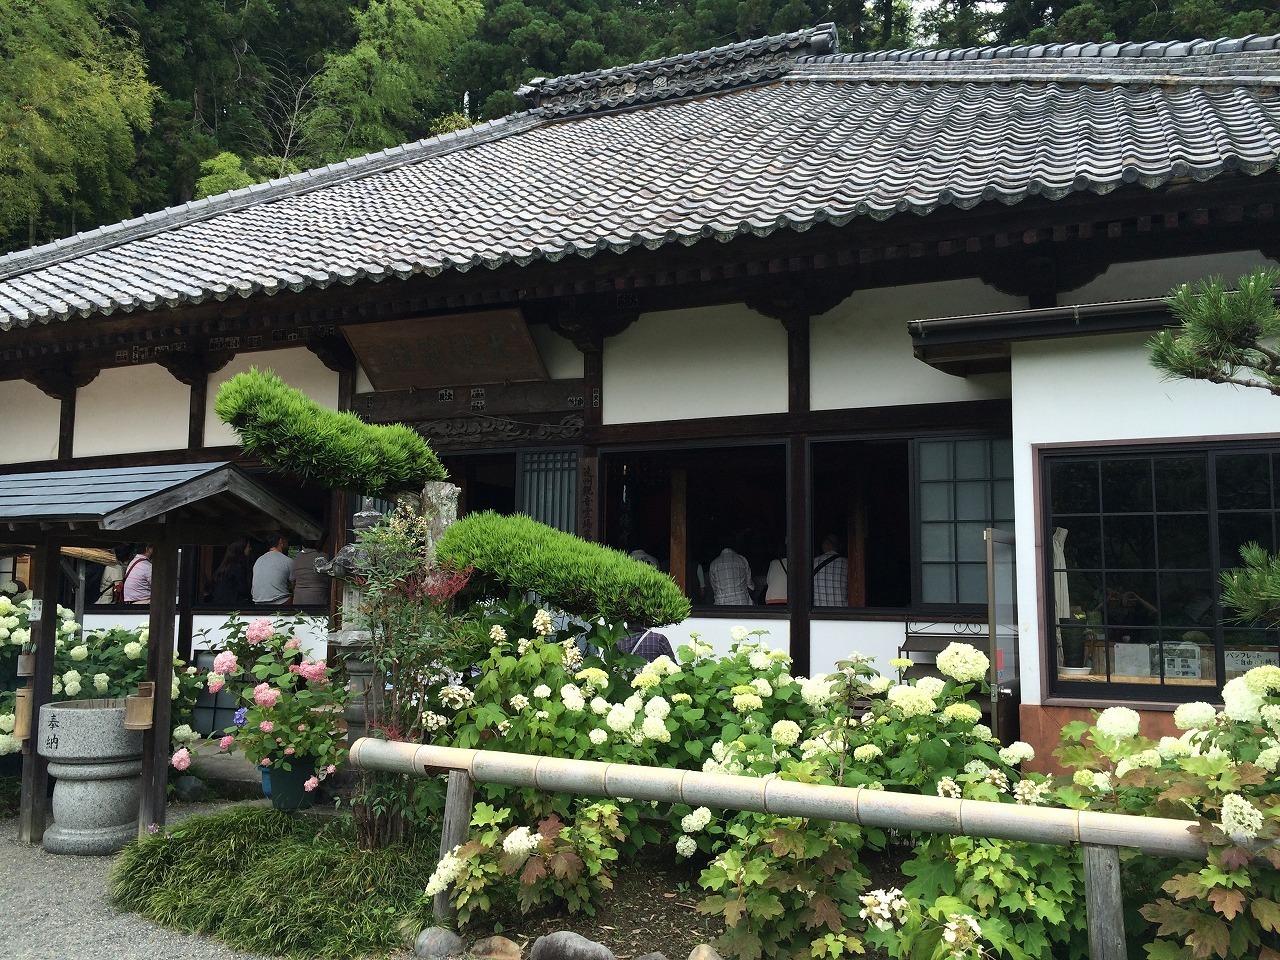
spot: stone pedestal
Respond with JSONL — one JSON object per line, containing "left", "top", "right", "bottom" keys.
{"left": 37, "top": 699, "right": 143, "bottom": 855}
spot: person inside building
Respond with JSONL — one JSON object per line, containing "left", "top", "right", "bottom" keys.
{"left": 251, "top": 533, "right": 294, "bottom": 605}
{"left": 618, "top": 626, "right": 676, "bottom": 662}
{"left": 628, "top": 546, "right": 660, "bottom": 568}
{"left": 95, "top": 544, "right": 131, "bottom": 604}
{"left": 210, "top": 539, "right": 253, "bottom": 606}
{"left": 290, "top": 538, "right": 330, "bottom": 606}
{"left": 709, "top": 534, "right": 753, "bottom": 605}
{"left": 121, "top": 544, "right": 154, "bottom": 604}
{"left": 764, "top": 542, "right": 788, "bottom": 605}
{"left": 812, "top": 533, "right": 849, "bottom": 607}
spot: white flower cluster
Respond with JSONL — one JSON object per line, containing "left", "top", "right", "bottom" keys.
{"left": 561, "top": 684, "right": 586, "bottom": 713}
{"left": 936, "top": 777, "right": 962, "bottom": 799}
{"left": 1244, "top": 665, "right": 1280, "bottom": 696}
{"left": 770, "top": 719, "right": 801, "bottom": 747}
{"left": 509, "top": 694, "right": 530, "bottom": 712}
{"left": 942, "top": 703, "right": 981, "bottom": 726}
{"left": 1115, "top": 749, "right": 1161, "bottom": 778}
{"left": 675, "top": 834, "right": 697, "bottom": 858}
{"left": 942, "top": 914, "right": 983, "bottom": 958}
{"left": 853, "top": 744, "right": 883, "bottom": 763}
{"left": 423, "top": 712, "right": 449, "bottom": 732}
{"left": 730, "top": 626, "right": 750, "bottom": 642}
{"left": 93, "top": 673, "right": 110, "bottom": 693}
{"left": 631, "top": 672, "right": 661, "bottom": 690}
{"left": 501, "top": 825, "right": 543, "bottom": 860}
{"left": 886, "top": 684, "right": 935, "bottom": 718}
{"left": 645, "top": 696, "right": 670, "bottom": 719}
{"left": 124, "top": 641, "right": 144, "bottom": 660}
{"left": 641, "top": 715, "right": 670, "bottom": 742}
{"left": 590, "top": 696, "right": 610, "bottom": 715}
{"left": 532, "top": 684, "right": 551, "bottom": 699}
{"left": 0, "top": 732, "right": 19, "bottom": 756}
{"left": 606, "top": 704, "right": 636, "bottom": 732}
{"left": 936, "top": 643, "right": 990, "bottom": 684}
{"left": 998, "top": 741, "right": 1035, "bottom": 766}
{"left": 425, "top": 846, "right": 465, "bottom": 896}
{"left": 0, "top": 714, "right": 13, "bottom": 734}
{"left": 647, "top": 656, "right": 681, "bottom": 677}
{"left": 489, "top": 624, "right": 507, "bottom": 643}
{"left": 749, "top": 651, "right": 771, "bottom": 671}
{"left": 532, "top": 609, "right": 555, "bottom": 636}
{"left": 681, "top": 807, "right": 712, "bottom": 833}
{"left": 731, "top": 688, "right": 763, "bottom": 714}
{"left": 799, "top": 675, "right": 834, "bottom": 708}
{"left": 1013, "top": 779, "right": 1051, "bottom": 806}
{"left": 865, "top": 675, "right": 893, "bottom": 695}
{"left": 915, "top": 676, "right": 946, "bottom": 698}
{"left": 439, "top": 685, "right": 474, "bottom": 710}
{"left": 589, "top": 728, "right": 608, "bottom": 746}
{"left": 858, "top": 887, "right": 909, "bottom": 932}
{"left": 516, "top": 638, "right": 532, "bottom": 655}
{"left": 1157, "top": 735, "right": 1192, "bottom": 760}
{"left": 68, "top": 644, "right": 88, "bottom": 661}
{"left": 61, "top": 669, "right": 83, "bottom": 697}
{"left": 1257, "top": 745, "right": 1280, "bottom": 773}
{"left": 1222, "top": 677, "right": 1265, "bottom": 723}
{"left": 1095, "top": 706, "right": 1142, "bottom": 741}
{"left": 561, "top": 640, "right": 583, "bottom": 672}
{"left": 1221, "top": 793, "right": 1264, "bottom": 844}
{"left": 171, "top": 724, "right": 200, "bottom": 745}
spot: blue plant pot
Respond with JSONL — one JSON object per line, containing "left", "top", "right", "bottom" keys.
{"left": 266, "top": 757, "right": 316, "bottom": 811}
{"left": 260, "top": 767, "right": 272, "bottom": 799}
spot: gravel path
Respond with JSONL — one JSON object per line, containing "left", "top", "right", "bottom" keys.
{"left": 1, "top": 803, "right": 273, "bottom": 960}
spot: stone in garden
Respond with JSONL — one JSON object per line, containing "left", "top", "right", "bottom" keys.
{"left": 530, "top": 931, "right": 615, "bottom": 960}
{"left": 687, "top": 947, "right": 724, "bottom": 960}
{"left": 634, "top": 953, "right": 670, "bottom": 960}
{"left": 470, "top": 934, "right": 522, "bottom": 960}
{"left": 415, "top": 926, "right": 465, "bottom": 959}
{"left": 174, "top": 774, "right": 208, "bottom": 802}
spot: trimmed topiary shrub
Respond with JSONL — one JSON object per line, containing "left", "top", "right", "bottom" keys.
{"left": 214, "top": 368, "right": 445, "bottom": 497}
{"left": 436, "top": 511, "right": 691, "bottom": 628}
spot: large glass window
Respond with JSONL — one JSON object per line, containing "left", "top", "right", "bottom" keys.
{"left": 1046, "top": 445, "right": 1280, "bottom": 699}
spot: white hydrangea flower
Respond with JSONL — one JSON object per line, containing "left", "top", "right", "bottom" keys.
{"left": 423, "top": 712, "right": 449, "bottom": 731}
{"left": 886, "top": 684, "right": 935, "bottom": 718}
{"left": 730, "top": 625, "right": 749, "bottom": 642}
{"left": 588, "top": 728, "right": 608, "bottom": 746}
{"left": 1222, "top": 677, "right": 1265, "bottom": 723}
{"left": 963, "top": 759, "right": 990, "bottom": 776}
{"left": 942, "top": 702, "right": 981, "bottom": 726}
{"left": 631, "top": 672, "right": 660, "bottom": 690}
{"left": 562, "top": 689, "right": 586, "bottom": 713}
{"left": 1157, "top": 735, "right": 1193, "bottom": 760}
{"left": 496, "top": 720, "right": 512, "bottom": 735}
{"left": 1261, "top": 704, "right": 1280, "bottom": 735}
{"left": 750, "top": 677, "right": 773, "bottom": 697}
{"left": 52, "top": 676, "right": 63, "bottom": 694}
{"left": 799, "top": 675, "right": 834, "bottom": 708}
{"left": 998, "top": 741, "right": 1035, "bottom": 766}
{"left": 92, "top": 673, "right": 110, "bottom": 693}
{"left": 171, "top": 723, "right": 198, "bottom": 743}
{"left": 1095, "top": 706, "right": 1142, "bottom": 741}
{"left": 1221, "top": 793, "right": 1264, "bottom": 844}
{"left": 1243, "top": 665, "right": 1280, "bottom": 696}
{"left": 936, "top": 777, "right": 962, "bottom": 799}
{"left": 671, "top": 692, "right": 692, "bottom": 705}
{"left": 0, "top": 714, "right": 14, "bottom": 733}
{"left": 749, "top": 651, "right": 771, "bottom": 671}
{"left": 1092, "top": 771, "right": 1112, "bottom": 792}
{"left": 64, "top": 681, "right": 82, "bottom": 697}
{"left": 1173, "top": 701, "right": 1217, "bottom": 730}
{"left": 560, "top": 640, "right": 583, "bottom": 672}
{"left": 644, "top": 696, "right": 670, "bottom": 719}
{"left": 124, "top": 641, "right": 143, "bottom": 660}
{"left": 732, "top": 691, "right": 763, "bottom": 713}
{"left": 576, "top": 667, "right": 609, "bottom": 691}
{"left": 915, "top": 676, "right": 945, "bottom": 698}
{"left": 489, "top": 624, "right": 507, "bottom": 643}
{"left": 675, "top": 834, "right": 697, "bottom": 858}
{"left": 985, "top": 768, "right": 1010, "bottom": 792}
{"left": 681, "top": 807, "right": 712, "bottom": 833}
{"left": 0, "top": 733, "right": 19, "bottom": 756}
{"left": 970, "top": 723, "right": 993, "bottom": 742}
{"left": 1256, "top": 745, "right": 1280, "bottom": 773}
{"left": 516, "top": 638, "right": 532, "bottom": 655}
{"left": 770, "top": 719, "right": 801, "bottom": 747}
{"left": 606, "top": 704, "right": 636, "bottom": 732}
{"left": 509, "top": 694, "right": 530, "bottom": 712}
{"left": 853, "top": 744, "right": 882, "bottom": 762}
{"left": 858, "top": 887, "right": 909, "bottom": 932}
{"left": 532, "top": 609, "right": 555, "bottom": 636}
{"left": 62, "top": 669, "right": 81, "bottom": 686}
{"left": 590, "top": 696, "right": 610, "bottom": 715}
{"left": 502, "top": 825, "right": 543, "bottom": 860}
{"left": 942, "top": 914, "right": 983, "bottom": 953}
{"left": 440, "top": 685, "right": 475, "bottom": 709}
{"left": 1013, "top": 779, "right": 1050, "bottom": 806}
{"left": 641, "top": 715, "right": 670, "bottom": 742}
{"left": 866, "top": 675, "right": 893, "bottom": 695}
{"left": 68, "top": 644, "right": 88, "bottom": 662}
{"left": 425, "top": 846, "right": 465, "bottom": 896}
{"left": 532, "top": 684, "right": 551, "bottom": 699}
{"left": 648, "top": 655, "right": 679, "bottom": 677}
{"left": 935, "top": 643, "right": 990, "bottom": 684}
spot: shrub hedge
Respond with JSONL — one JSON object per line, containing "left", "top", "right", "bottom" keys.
{"left": 436, "top": 511, "right": 691, "bottom": 627}
{"left": 214, "top": 368, "right": 445, "bottom": 498}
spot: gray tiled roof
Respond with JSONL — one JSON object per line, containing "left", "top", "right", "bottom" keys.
{"left": 2, "top": 25, "right": 1280, "bottom": 330}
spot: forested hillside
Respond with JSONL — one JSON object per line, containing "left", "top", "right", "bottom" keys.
{"left": 3, "top": 0, "right": 1278, "bottom": 255}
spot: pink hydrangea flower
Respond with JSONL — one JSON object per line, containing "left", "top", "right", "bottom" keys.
{"left": 259, "top": 720, "right": 275, "bottom": 733}
{"left": 253, "top": 683, "right": 280, "bottom": 708}
{"left": 297, "top": 724, "right": 307, "bottom": 732}
{"left": 304, "top": 776, "right": 320, "bottom": 792}
{"left": 213, "top": 651, "right": 238, "bottom": 675}
{"left": 170, "top": 748, "right": 192, "bottom": 771}
{"left": 207, "top": 675, "right": 225, "bottom": 695}
{"left": 218, "top": 735, "right": 235, "bottom": 751}
{"left": 284, "top": 637, "right": 302, "bottom": 651}
{"left": 327, "top": 764, "right": 336, "bottom": 774}
{"left": 296, "top": 660, "right": 328, "bottom": 683}
{"left": 284, "top": 746, "right": 295, "bottom": 755}
{"left": 246, "top": 618, "right": 275, "bottom": 645}
{"left": 260, "top": 757, "right": 272, "bottom": 767}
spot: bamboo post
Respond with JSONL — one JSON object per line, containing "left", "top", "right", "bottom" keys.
{"left": 1083, "top": 844, "right": 1126, "bottom": 960}
{"left": 433, "top": 769, "right": 475, "bottom": 923}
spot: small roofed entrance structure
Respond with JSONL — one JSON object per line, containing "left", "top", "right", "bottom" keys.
{"left": 0, "top": 462, "right": 320, "bottom": 843}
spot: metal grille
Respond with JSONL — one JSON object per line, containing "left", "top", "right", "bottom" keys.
{"left": 521, "top": 451, "right": 578, "bottom": 533}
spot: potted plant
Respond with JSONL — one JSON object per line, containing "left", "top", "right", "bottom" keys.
{"left": 203, "top": 618, "right": 349, "bottom": 811}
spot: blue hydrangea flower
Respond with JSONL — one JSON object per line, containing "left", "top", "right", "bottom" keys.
{"left": 233, "top": 707, "right": 248, "bottom": 728}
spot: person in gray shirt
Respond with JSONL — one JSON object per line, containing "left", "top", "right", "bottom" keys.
{"left": 290, "top": 539, "right": 330, "bottom": 606}
{"left": 252, "top": 534, "right": 294, "bottom": 604}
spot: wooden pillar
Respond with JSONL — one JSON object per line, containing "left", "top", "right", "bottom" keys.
{"left": 669, "top": 468, "right": 687, "bottom": 594}
{"left": 784, "top": 316, "right": 811, "bottom": 677}
{"left": 19, "top": 538, "right": 62, "bottom": 843}
{"left": 1083, "top": 844, "right": 1127, "bottom": 959}
{"left": 188, "top": 373, "right": 206, "bottom": 449}
{"left": 433, "top": 769, "right": 475, "bottom": 922}
{"left": 578, "top": 339, "right": 603, "bottom": 542}
{"left": 176, "top": 545, "right": 197, "bottom": 663}
{"left": 138, "top": 531, "right": 178, "bottom": 834}
{"left": 58, "top": 396, "right": 75, "bottom": 460}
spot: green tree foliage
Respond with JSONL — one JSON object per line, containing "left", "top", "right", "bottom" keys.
{"left": 436, "top": 511, "right": 693, "bottom": 627}
{"left": 301, "top": 0, "right": 483, "bottom": 163}
{"left": 996, "top": 0, "right": 1280, "bottom": 44}
{"left": 214, "top": 368, "right": 446, "bottom": 498}
{"left": 0, "top": 0, "right": 154, "bottom": 250}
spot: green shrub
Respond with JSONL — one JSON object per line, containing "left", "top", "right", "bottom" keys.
{"left": 437, "top": 511, "right": 691, "bottom": 627}
{"left": 111, "top": 806, "right": 438, "bottom": 959}
{"left": 214, "top": 368, "right": 445, "bottom": 498}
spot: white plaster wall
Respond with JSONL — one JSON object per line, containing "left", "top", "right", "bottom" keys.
{"left": 82, "top": 612, "right": 329, "bottom": 660}
{"left": 1062, "top": 251, "right": 1279, "bottom": 305}
{"left": 658, "top": 616, "right": 791, "bottom": 659}
{"left": 0, "top": 379, "right": 61, "bottom": 463}
{"left": 204, "top": 348, "right": 339, "bottom": 447}
{"left": 1010, "top": 332, "right": 1280, "bottom": 704}
{"left": 74, "top": 366, "right": 190, "bottom": 458}
{"left": 356, "top": 365, "right": 374, "bottom": 394}
{"left": 530, "top": 324, "right": 584, "bottom": 380}
{"left": 811, "top": 278, "right": 1020, "bottom": 411}
{"left": 811, "top": 619, "right": 904, "bottom": 676}
{"left": 603, "top": 305, "right": 788, "bottom": 423}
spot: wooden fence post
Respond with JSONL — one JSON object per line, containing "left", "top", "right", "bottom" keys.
{"left": 433, "top": 769, "right": 475, "bottom": 924}
{"left": 1083, "top": 843, "right": 1126, "bottom": 960}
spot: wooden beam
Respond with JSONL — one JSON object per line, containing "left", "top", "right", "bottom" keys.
{"left": 669, "top": 468, "right": 687, "bottom": 595}
{"left": 139, "top": 531, "right": 177, "bottom": 834}
{"left": 787, "top": 436, "right": 810, "bottom": 678}
{"left": 58, "top": 395, "right": 75, "bottom": 461}
{"left": 19, "top": 538, "right": 61, "bottom": 843}
{"left": 354, "top": 379, "right": 586, "bottom": 423}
